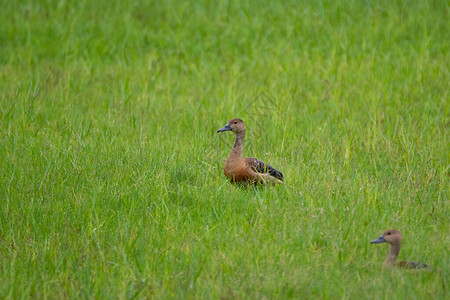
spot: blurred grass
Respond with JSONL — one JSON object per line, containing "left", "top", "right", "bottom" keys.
{"left": 1, "top": 0, "right": 449, "bottom": 298}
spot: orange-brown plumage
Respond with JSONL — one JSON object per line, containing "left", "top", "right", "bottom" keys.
{"left": 217, "top": 119, "right": 284, "bottom": 185}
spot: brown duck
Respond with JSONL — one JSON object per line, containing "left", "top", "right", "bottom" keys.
{"left": 217, "top": 119, "right": 284, "bottom": 185}
{"left": 371, "top": 230, "right": 428, "bottom": 269}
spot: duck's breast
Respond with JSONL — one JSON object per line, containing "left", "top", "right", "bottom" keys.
{"left": 224, "top": 159, "right": 254, "bottom": 183}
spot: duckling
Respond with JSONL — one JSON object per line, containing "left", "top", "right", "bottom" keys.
{"left": 217, "top": 119, "right": 284, "bottom": 185}
{"left": 371, "top": 230, "right": 428, "bottom": 269}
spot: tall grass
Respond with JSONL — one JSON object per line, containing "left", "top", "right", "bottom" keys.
{"left": 1, "top": 0, "right": 449, "bottom": 298}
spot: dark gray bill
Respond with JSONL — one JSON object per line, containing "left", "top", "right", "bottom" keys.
{"left": 370, "top": 235, "right": 386, "bottom": 244}
{"left": 217, "top": 124, "right": 232, "bottom": 132}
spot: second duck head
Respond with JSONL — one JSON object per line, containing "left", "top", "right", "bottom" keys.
{"left": 217, "top": 119, "right": 246, "bottom": 134}
{"left": 371, "top": 229, "right": 403, "bottom": 246}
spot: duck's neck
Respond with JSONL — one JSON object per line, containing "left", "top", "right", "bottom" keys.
{"left": 230, "top": 131, "right": 245, "bottom": 158}
{"left": 384, "top": 244, "right": 400, "bottom": 267}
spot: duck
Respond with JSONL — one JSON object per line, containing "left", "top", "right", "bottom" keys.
{"left": 371, "top": 229, "right": 428, "bottom": 269}
{"left": 217, "top": 119, "right": 284, "bottom": 185}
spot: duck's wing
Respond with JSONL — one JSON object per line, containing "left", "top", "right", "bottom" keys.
{"left": 245, "top": 157, "right": 284, "bottom": 181}
{"left": 398, "top": 261, "right": 428, "bottom": 269}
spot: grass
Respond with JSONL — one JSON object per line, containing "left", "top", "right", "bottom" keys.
{"left": 0, "top": 0, "right": 449, "bottom": 298}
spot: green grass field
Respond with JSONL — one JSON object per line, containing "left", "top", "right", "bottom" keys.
{"left": 1, "top": 0, "right": 449, "bottom": 298}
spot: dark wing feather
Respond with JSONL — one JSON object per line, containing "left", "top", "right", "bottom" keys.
{"left": 245, "top": 158, "right": 284, "bottom": 181}
{"left": 398, "top": 261, "right": 428, "bottom": 269}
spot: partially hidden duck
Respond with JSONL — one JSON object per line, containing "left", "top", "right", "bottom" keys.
{"left": 371, "top": 230, "right": 428, "bottom": 269}
{"left": 217, "top": 119, "right": 284, "bottom": 185}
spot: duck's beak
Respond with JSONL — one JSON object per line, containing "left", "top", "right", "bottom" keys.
{"left": 370, "top": 235, "right": 386, "bottom": 244}
{"left": 217, "top": 124, "right": 232, "bottom": 133}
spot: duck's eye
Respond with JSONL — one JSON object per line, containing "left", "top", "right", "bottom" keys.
{"left": 234, "top": 121, "right": 237, "bottom": 124}
{"left": 387, "top": 232, "right": 391, "bottom": 235}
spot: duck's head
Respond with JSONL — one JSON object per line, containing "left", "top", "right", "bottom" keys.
{"left": 217, "top": 119, "right": 246, "bottom": 134}
{"left": 371, "top": 229, "right": 402, "bottom": 246}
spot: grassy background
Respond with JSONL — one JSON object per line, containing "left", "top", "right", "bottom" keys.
{"left": 1, "top": 0, "right": 449, "bottom": 298}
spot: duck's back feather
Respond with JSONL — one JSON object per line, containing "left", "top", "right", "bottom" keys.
{"left": 398, "top": 261, "right": 428, "bottom": 269}
{"left": 245, "top": 158, "right": 284, "bottom": 181}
